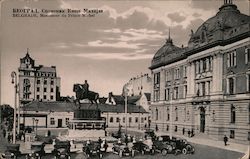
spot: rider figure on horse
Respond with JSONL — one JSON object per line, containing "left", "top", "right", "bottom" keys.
{"left": 82, "top": 80, "right": 89, "bottom": 97}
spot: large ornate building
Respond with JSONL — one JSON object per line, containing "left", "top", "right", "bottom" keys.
{"left": 149, "top": 0, "right": 250, "bottom": 144}
{"left": 18, "top": 51, "right": 61, "bottom": 105}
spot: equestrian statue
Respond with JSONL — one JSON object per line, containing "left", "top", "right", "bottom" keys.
{"left": 73, "top": 80, "right": 99, "bottom": 109}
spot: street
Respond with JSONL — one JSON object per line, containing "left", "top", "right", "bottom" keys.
{"left": 14, "top": 143, "right": 244, "bottom": 159}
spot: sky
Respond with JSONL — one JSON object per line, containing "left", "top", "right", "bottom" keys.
{"left": 0, "top": 0, "right": 249, "bottom": 106}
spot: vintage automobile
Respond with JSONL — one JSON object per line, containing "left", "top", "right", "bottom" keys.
{"left": 52, "top": 141, "right": 71, "bottom": 159}
{"left": 171, "top": 139, "right": 195, "bottom": 155}
{"left": 132, "top": 140, "right": 155, "bottom": 155}
{"left": 153, "top": 138, "right": 174, "bottom": 156}
{"left": 112, "top": 141, "right": 135, "bottom": 157}
{"left": 1, "top": 144, "right": 21, "bottom": 159}
{"left": 82, "top": 141, "right": 101, "bottom": 158}
{"left": 26, "top": 142, "right": 46, "bottom": 159}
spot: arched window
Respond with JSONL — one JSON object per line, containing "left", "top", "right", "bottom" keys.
{"left": 231, "top": 105, "right": 236, "bottom": 123}
{"left": 110, "top": 117, "right": 113, "bottom": 123}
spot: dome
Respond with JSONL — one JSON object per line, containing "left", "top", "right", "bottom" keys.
{"left": 150, "top": 36, "right": 185, "bottom": 69}
{"left": 153, "top": 38, "right": 181, "bottom": 59}
{"left": 188, "top": 2, "right": 250, "bottom": 48}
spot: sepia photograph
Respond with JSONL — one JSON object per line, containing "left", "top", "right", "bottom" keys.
{"left": 0, "top": 0, "right": 249, "bottom": 158}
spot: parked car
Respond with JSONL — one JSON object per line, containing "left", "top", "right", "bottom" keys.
{"left": 1, "top": 144, "right": 21, "bottom": 159}
{"left": 52, "top": 141, "right": 71, "bottom": 159}
{"left": 112, "top": 141, "right": 135, "bottom": 157}
{"left": 82, "top": 141, "right": 101, "bottom": 158}
{"left": 171, "top": 139, "right": 195, "bottom": 155}
{"left": 132, "top": 140, "right": 155, "bottom": 155}
{"left": 26, "top": 142, "right": 45, "bottom": 159}
{"left": 153, "top": 138, "right": 174, "bottom": 156}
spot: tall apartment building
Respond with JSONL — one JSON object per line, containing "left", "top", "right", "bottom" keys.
{"left": 123, "top": 73, "right": 151, "bottom": 96}
{"left": 149, "top": 1, "right": 250, "bottom": 144}
{"left": 18, "top": 52, "right": 61, "bottom": 105}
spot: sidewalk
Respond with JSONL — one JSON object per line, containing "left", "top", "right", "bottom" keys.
{"left": 127, "top": 128, "right": 249, "bottom": 154}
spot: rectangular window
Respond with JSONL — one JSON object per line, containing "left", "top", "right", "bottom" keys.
{"left": 123, "top": 117, "right": 125, "bottom": 123}
{"left": 66, "top": 118, "right": 69, "bottom": 125}
{"left": 196, "top": 61, "right": 200, "bottom": 74}
{"left": 174, "top": 87, "right": 179, "bottom": 99}
{"left": 174, "top": 68, "right": 180, "bottom": 79}
{"left": 37, "top": 80, "right": 40, "bottom": 84}
{"left": 44, "top": 95, "right": 47, "bottom": 100}
{"left": 165, "top": 88, "right": 170, "bottom": 101}
{"left": 129, "top": 117, "right": 132, "bottom": 123}
{"left": 228, "top": 77, "right": 235, "bottom": 94}
{"left": 230, "top": 130, "right": 235, "bottom": 139}
{"left": 44, "top": 88, "right": 47, "bottom": 92}
{"left": 201, "top": 82, "right": 206, "bottom": 96}
{"left": 44, "top": 80, "right": 47, "bottom": 85}
{"left": 154, "top": 72, "right": 160, "bottom": 86}
{"left": 248, "top": 132, "right": 250, "bottom": 141}
{"left": 37, "top": 87, "right": 40, "bottom": 92}
{"left": 51, "top": 88, "right": 54, "bottom": 92}
{"left": 184, "top": 85, "right": 187, "bottom": 98}
{"left": 51, "top": 80, "right": 54, "bottom": 85}
{"left": 247, "top": 74, "right": 250, "bottom": 92}
{"left": 245, "top": 48, "right": 250, "bottom": 64}
{"left": 227, "top": 51, "right": 237, "bottom": 67}
{"left": 36, "top": 95, "right": 40, "bottom": 99}
{"left": 183, "top": 66, "right": 187, "bottom": 77}
{"left": 166, "top": 70, "right": 171, "bottom": 81}
{"left": 154, "top": 90, "right": 160, "bottom": 102}
{"left": 135, "top": 117, "right": 138, "bottom": 123}
{"left": 141, "top": 117, "right": 144, "bottom": 123}
{"left": 50, "top": 95, "right": 53, "bottom": 100}
{"left": 116, "top": 117, "right": 119, "bottom": 123}
{"left": 50, "top": 118, "right": 55, "bottom": 125}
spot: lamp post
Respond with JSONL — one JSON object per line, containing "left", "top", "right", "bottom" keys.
{"left": 170, "top": 91, "right": 173, "bottom": 140}
{"left": 35, "top": 119, "right": 39, "bottom": 136}
{"left": 125, "top": 89, "right": 128, "bottom": 135}
{"left": 11, "top": 71, "right": 18, "bottom": 143}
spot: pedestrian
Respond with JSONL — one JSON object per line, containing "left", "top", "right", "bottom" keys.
{"left": 191, "top": 129, "right": 194, "bottom": 137}
{"left": 7, "top": 133, "right": 11, "bottom": 142}
{"left": 182, "top": 128, "right": 185, "bottom": 135}
{"left": 224, "top": 135, "right": 228, "bottom": 146}
{"left": 125, "top": 134, "right": 128, "bottom": 146}
{"left": 3, "top": 129, "right": 6, "bottom": 138}
{"left": 188, "top": 130, "right": 191, "bottom": 137}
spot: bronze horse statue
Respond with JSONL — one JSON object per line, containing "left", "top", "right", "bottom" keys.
{"left": 73, "top": 84, "right": 99, "bottom": 109}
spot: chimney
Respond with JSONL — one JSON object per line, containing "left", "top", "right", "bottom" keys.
{"left": 108, "top": 92, "right": 113, "bottom": 103}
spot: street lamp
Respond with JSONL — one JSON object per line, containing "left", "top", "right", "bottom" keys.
{"left": 11, "top": 71, "right": 18, "bottom": 143}
{"left": 35, "top": 119, "right": 39, "bottom": 136}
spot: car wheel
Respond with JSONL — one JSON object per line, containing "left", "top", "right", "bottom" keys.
{"left": 54, "top": 156, "right": 57, "bottom": 159}
{"left": 14, "top": 156, "right": 17, "bottom": 159}
{"left": 182, "top": 148, "right": 187, "bottom": 155}
{"left": 119, "top": 150, "right": 123, "bottom": 157}
{"left": 68, "top": 155, "right": 71, "bottom": 159}
{"left": 151, "top": 149, "right": 155, "bottom": 155}
{"left": 100, "top": 153, "right": 103, "bottom": 158}
{"left": 161, "top": 149, "right": 167, "bottom": 156}
{"left": 167, "top": 145, "right": 173, "bottom": 153}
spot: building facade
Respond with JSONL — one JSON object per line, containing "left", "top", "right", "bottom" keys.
{"left": 18, "top": 52, "right": 61, "bottom": 105}
{"left": 122, "top": 73, "right": 151, "bottom": 96}
{"left": 149, "top": 1, "right": 250, "bottom": 144}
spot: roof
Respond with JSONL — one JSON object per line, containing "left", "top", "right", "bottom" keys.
{"left": 144, "top": 93, "right": 151, "bottom": 101}
{"left": 23, "top": 101, "right": 148, "bottom": 114}
{"left": 37, "top": 66, "right": 56, "bottom": 73}
{"left": 150, "top": 2, "right": 250, "bottom": 70}
{"left": 112, "top": 95, "right": 141, "bottom": 105}
{"left": 188, "top": 3, "right": 250, "bottom": 48}
{"left": 78, "top": 103, "right": 148, "bottom": 113}
{"left": 99, "top": 97, "right": 107, "bottom": 104}
{"left": 24, "top": 101, "right": 75, "bottom": 112}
